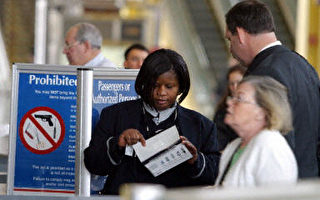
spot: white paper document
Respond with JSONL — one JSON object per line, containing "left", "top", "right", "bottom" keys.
{"left": 132, "top": 126, "right": 192, "bottom": 177}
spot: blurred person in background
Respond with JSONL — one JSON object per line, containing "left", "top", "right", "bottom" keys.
{"left": 123, "top": 43, "right": 149, "bottom": 69}
{"left": 213, "top": 64, "right": 246, "bottom": 151}
{"left": 63, "top": 22, "right": 116, "bottom": 68}
{"left": 215, "top": 76, "right": 297, "bottom": 187}
{"left": 225, "top": 0, "right": 320, "bottom": 178}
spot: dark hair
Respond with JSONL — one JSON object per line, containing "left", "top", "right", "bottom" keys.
{"left": 135, "top": 49, "right": 190, "bottom": 107}
{"left": 124, "top": 43, "right": 149, "bottom": 60}
{"left": 225, "top": 0, "right": 275, "bottom": 35}
{"left": 215, "top": 64, "right": 246, "bottom": 112}
{"left": 227, "top": 64, "right": 246, "bottom": 84}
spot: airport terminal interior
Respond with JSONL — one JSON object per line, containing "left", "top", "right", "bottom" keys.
{"left": 0, "top": 0, "right": 320, "bottom": 199}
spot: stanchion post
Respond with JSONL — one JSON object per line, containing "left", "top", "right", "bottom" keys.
{"left": 75, "top": 68, "right": 93, "bottom": 196}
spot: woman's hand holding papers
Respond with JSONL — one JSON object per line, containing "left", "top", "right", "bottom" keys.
{"left": 118, "top": 129, "right": 146, "bottom": 147}
{"left": 180, "top": 136, "right": 198, "bottom": 164}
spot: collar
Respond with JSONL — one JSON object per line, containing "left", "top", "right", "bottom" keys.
{"left": 259, "top": 41, "right": 282, "bottom": 53}
{"left": 85, "top": 52, "right": 104, "bottom": 67}
{"left": 143, "top": 101, "right": 177, "bottom": 125}
{"left": 245, "top": 42, "right": 283, "bottom": 76}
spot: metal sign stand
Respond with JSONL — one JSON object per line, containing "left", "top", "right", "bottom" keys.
{"left": 75, "top": 68, "right": 93, "bottom": 196}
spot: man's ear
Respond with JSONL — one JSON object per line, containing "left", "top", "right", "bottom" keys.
{"left": 236, "top": 27, "right": 247, "bottom": 44}
{"left": 83, "top": 40, "right": 91, "bottom": 52}
{"left": 123, "top": 60, "right": 128, "bottom": 69}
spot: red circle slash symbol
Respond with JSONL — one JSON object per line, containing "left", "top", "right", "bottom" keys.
{"left": 19, "top": 106, "right": 65, "bottom": 154}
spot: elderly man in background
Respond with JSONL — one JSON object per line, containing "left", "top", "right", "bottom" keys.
{"left": 63, "top": 22, "right": 116, "bottom": 68}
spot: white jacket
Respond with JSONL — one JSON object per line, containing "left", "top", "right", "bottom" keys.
{"left": 215, "top": 129, "right": 297, "bottom": 187}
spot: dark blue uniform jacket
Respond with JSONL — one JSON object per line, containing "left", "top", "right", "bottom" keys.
{"left": 84, "top": 99, "right": 220, "bottom": 194}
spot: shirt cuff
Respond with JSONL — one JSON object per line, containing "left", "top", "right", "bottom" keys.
{"left": 191, "top": 152, "right": 206, "bottom": 178}
{"left": 182, "top": 152, "right": 205, "bottom": 178}
{"left": 106, "top": 137, "right": 125, "bottom": 165}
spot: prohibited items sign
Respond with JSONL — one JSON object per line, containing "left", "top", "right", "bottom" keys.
{"left": 19, "top": 106, "right": 65, "bottom": 154}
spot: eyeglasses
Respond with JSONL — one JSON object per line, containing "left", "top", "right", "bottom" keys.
{"left": 63, "top": 41, "right": 80, "bottom": 50}
{"left": 227, "top": 95, "right": 257, "bottom": 106}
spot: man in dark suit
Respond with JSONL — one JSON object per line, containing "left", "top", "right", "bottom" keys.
{"left": 225, "top": 0, "right": 320, "bottom": 178}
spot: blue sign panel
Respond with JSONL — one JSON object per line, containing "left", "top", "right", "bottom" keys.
{"left": 13, "top": 71, "right": 137, "bottom": 195}
{"left": 93, "top": 79, "right": 137, "bottom": 113}
{"left": 14, "top": 73, "right": 77, "bottom": 194}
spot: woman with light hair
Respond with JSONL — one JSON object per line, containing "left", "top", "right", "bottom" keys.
{"left": 215, "top": 75, "right": 297, "bottom": 187}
